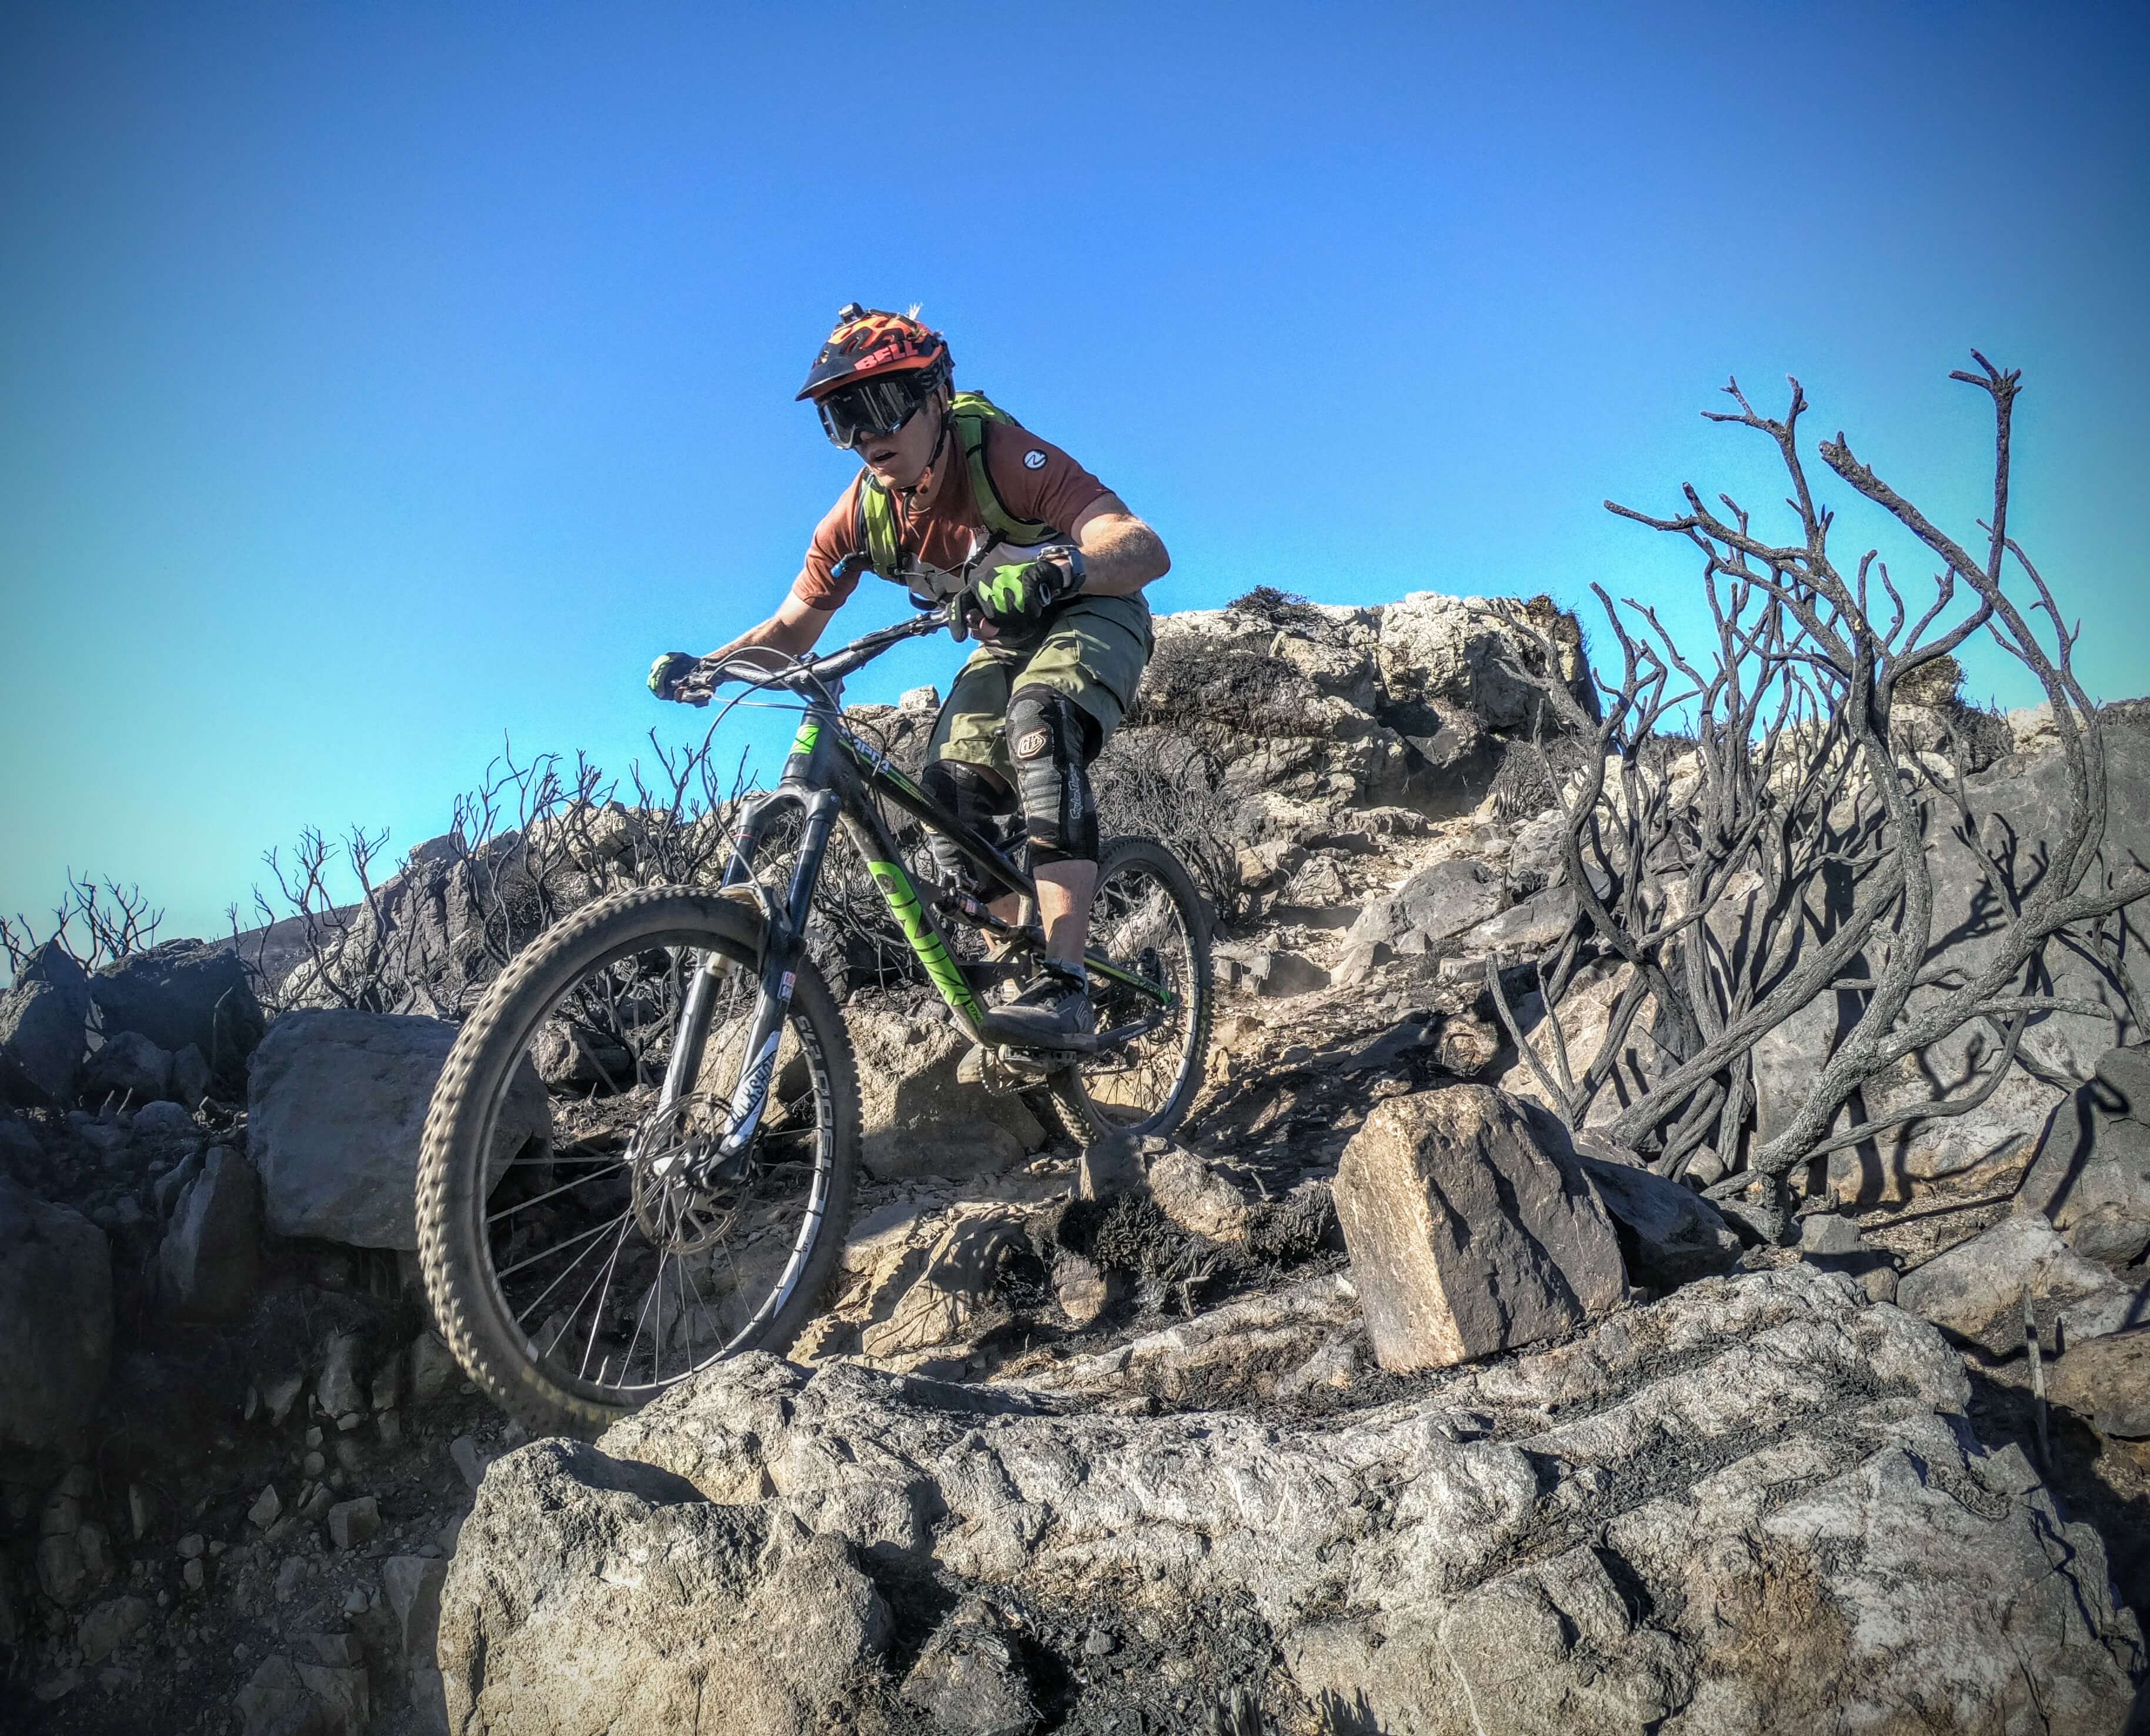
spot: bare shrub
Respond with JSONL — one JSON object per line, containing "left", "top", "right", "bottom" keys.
{"left": 1483, "top": 356, "right": 2149, "bottom": 1236}
{"left": 2, "top": 873, "right": 164, "bottom": 977}
{"left": 232, "top": 824, "right": 406, "bottom": 1015}
{"left": 1226, "top": 584, "right": 1333, "bottom": 632}
{"left": 1093, "top": 726, "right": 1242, "bottom": 924}
{"left": 241, "top": 723, "right": 753, "bottom": 1018}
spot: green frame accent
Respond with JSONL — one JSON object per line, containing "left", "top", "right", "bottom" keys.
{"left": 862, "top": 857, "right": 983, "bottom": 1022}
{"left": 1084, "top": 954, "right": 1176, "bottom": 1008}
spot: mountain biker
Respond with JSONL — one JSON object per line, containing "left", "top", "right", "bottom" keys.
{"left": 649, "top": 305, "right": 1171, "bottom": 1046}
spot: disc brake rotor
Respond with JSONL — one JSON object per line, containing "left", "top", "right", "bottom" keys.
{"left": 626, "top": 1094, "right": 745, "bottom": 1255}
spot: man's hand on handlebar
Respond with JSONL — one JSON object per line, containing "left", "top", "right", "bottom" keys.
{"left": 649, "top": 647, "right": 797, "bottom": 706}
{"left": 647, "top": 651, "right": 701, "bottom": 705}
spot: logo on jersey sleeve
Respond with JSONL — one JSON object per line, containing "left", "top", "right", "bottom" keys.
{"left": 1023, "top": 449, "right": 1047, "bottom": 469}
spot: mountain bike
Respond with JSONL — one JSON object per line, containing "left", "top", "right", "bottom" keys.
{"left": 416, "top": 595, "right": 1213, "bottom": 1436}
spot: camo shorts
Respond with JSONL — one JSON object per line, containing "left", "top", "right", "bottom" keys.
{"left": 926, "top": 593, "right": 1153, "bottom": 782}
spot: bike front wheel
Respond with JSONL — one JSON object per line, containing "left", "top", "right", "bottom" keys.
{"left": 416, "top": 886, "right": 860, "bottom": 1438}
{"left": 1048, "top": 835, "right": 1214, "bottom": 1145}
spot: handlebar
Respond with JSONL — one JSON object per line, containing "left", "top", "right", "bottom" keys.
{"left": 673, "top": 604, "right": 957, "bottom": 707}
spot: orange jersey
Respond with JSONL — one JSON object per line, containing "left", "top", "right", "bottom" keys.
{"left": 792, "top": 419, "right": 1110, "bottom": 610}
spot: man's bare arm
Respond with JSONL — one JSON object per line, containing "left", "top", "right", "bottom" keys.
{"left": 1068, "top": 494, "right": 1170, "bottom": 596}
{"left": 703, "top": 590, "right": 835, "bottom": 671}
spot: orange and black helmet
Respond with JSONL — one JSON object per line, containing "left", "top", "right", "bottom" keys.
{"left": 796, "top": 303, "right": 952, "bottom": 402}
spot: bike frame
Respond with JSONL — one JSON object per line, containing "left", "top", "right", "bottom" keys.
{"left": 655, "top": 612, "right": 1176, "bottom": 1161}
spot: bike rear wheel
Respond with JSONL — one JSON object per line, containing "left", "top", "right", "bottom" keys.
{"left": 1048, "top": 835, "right": 1213, "bottom": 1144}
{"left": 416, "top": 887, "right": 860, "bottom": 1438}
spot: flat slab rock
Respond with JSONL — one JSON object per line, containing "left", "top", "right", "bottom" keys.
{"left": 438, "top": 1266, "right": 2144, "bottom": 1734}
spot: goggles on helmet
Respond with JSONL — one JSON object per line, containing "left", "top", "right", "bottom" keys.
{"left": 815, "top": 374, "right": 932, "bottom": 449}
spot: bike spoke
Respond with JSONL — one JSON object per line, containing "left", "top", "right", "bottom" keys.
{"left": 577, "top": 1214, "right": 637, "bottom": 1381}
{"left": 619, "top": 1248, "right": 668, "bottom": 1387}
{"left": 512, "top": 1210, "right": 627, "bottom": 1331}
{"left": 487, "top": 1166, "right": 627, "bottom": 1223}
{"left": 496, "top": 1210, "right": 627, "bottom": 1281}
{"left": 534, "top": 1214, "right": 633, "bottom": 1358}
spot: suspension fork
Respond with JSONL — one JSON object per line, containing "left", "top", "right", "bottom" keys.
{"left": 658, "top": 779, "right": 841, "bottom": 1162}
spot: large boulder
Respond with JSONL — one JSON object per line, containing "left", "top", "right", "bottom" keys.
{"left": 90, "top": 940, "right": 265, "bottom": 1089}
{"left": 0, "top": 1178, "right": 112, "bottom": 1453}
{"left": 249, "top": 1010, "right": 549, "bottom": 1250}
{"left": 0, "top": 940, "right": 91, "bottom": 1106}
{"left": 479, "top": 1266, "right": 2145, "bottom": 1734}
{"left": 1333, "top": 1085, "right": 1626, "bottom": 1370}
{"left": 2018, "top": 1051, "right": 2150, "bottom": 1266}
{"left": 82, "top": 1029, "right": 174, "bottom": 1106}
{"left": 158, "top": 1145, "right": 261, "bottom": 1319}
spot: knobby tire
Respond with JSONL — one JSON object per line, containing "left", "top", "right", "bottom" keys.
{"left": 416, "top": 886, "right": 860, "bottom": 1440}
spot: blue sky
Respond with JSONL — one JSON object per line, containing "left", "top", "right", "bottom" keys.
{"left": 4, "top": 1, "right": 2145, "bottom": 948}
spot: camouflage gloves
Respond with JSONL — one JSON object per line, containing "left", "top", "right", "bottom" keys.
{"left": 969, "top": 546, "right": 1086, "bottom": 630}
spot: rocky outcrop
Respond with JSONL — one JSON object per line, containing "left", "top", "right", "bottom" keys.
{"left": 435, "top": 1267, "right": 2142, "bottom": 1734}
{"left": 248, "top": 1009, "right": 549, "bottom": 1250}
{"left": 1125, "top": 590, "right": 1593, "bottom": 847}
{"left": 438, "top": 1447, "right": 893, "bottom": 1736}
{"left": 89, "top": 939, "right": 265, "bottom": 1090}
{"left": 0, "top": 940, "right": 91, "bottom": 1106}
{"left": 0, "top": 1178, "right": 113, "bottom": 1454}
{"left": 1333, "top": 1086, "right": 1625, "bottom": 1370}
{"left": 4, "top": 587, "right": 2144, "bottom": 1725}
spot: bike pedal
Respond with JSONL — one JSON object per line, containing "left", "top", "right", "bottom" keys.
{"left": 992, "top": 1045, "right": 1081, "bottom": 1078}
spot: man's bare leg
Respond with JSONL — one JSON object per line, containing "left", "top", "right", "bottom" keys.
{"left": 1034, "top": 859, "right": 1097, "bottom": 967}
{"left": 985, "top": 864, "right": 1092, "bottom": 961}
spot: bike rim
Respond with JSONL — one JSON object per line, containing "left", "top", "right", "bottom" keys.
{"left": 1076, "top": 857, "right": 1201, "bottom": 1130}
{"left": 469, "top": 934, "right": 838, "bottom": 1406}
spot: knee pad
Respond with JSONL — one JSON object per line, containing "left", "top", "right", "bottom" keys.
{"left": 920, "top": 759, "right": 1017, "bottom": 890}
{"left": 1006, "top": 689, "right": 1101, "bottom": 865}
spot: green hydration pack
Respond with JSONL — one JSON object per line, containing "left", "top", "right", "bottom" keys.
{"left": 857, "top": 390, "right": 1056, "bottom": 579}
